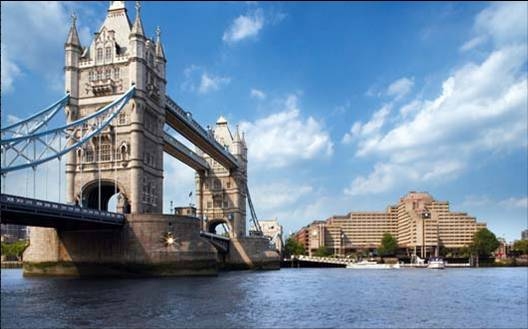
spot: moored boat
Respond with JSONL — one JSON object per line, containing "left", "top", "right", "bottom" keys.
{"left": 346, "top": 260, "right": 400, "bottom": 269}
{"left": 427, "top": 256, "right": 445, "bottom": 269}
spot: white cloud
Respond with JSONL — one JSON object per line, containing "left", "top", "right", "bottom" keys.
{"left": 0, "top": 48, "right": 21, "bottom": 93}
{"left": 7, "top": 114, "right": 22, "bottom": 126}
{"left": 342, "top": 104, "right": 391, "bottom": 144}
{"left": 163, "top": 153, "right": 196, "bottom": 212}
{"left": 386, "top": 77, "right": 414, "bottom": 100}
{"left": 223, "top": 9, "right": 264, "bottom": 44}
{"left": 460, "top": 36, "right": 487, "bottom": 52}
{"left": 343, "top": 3, "right": 527, "bottom": 197}
{"left": 182, "top": 65, "right": 231, "bottom": 94}
{"left": 240, "top": 94, "right": 333, "bottom": 168}
{"left": 474, "top": 2, "right": 528, "bottom": 47}
{"left": 500, "top": 197, "right": 528, "bottom": 209}
{"left": 0, "top": 2, "right": 93, "bottom": 94}
{"left": 199, "top": 73, "right": 231, "bottom": 94}
{"left": 252, "top": 182, "right": 313, "bottom": 211}
{"left": 250, "top": 88, "right": 266, "bottom": 100}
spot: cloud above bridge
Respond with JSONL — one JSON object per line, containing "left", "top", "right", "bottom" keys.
{"left": 239, "top": 93, "right": 334, "bottom": 168}
{"left": 342, "top": 2, "right": 528, "bottom": 196}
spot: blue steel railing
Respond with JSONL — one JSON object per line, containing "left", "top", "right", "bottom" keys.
{"left": 0, "top": 194, "right": 125, "bottom": 224}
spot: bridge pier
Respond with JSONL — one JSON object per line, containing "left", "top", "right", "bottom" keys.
{"left": 23, "top": 214, "right": 218, "bottom": 277}
{"left": 221, "top": 237, "right": 280, "bottom": 270}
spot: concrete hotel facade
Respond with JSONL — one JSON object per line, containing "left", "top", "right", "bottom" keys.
{"left": 296, "top": 192, "right": 486, "bottom": 257}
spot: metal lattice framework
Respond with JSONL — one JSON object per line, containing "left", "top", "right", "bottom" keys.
{"left": 1, "top": 86, "right": 135, "bottom": 174}
{"left": 1, "top": 93, "right": 70, "bottom": 140}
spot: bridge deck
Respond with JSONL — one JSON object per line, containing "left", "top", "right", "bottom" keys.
{"left": 200, "top": 231, "right": 230, "bottom": 254}
{"left": 165, "top": 96, "right": 238, "bottom": 170}
{"left": 0, "top": 194, "right": 125, "bottom": 230}
{"left": 163, "top": 132, "right": 210, "bottom": 172}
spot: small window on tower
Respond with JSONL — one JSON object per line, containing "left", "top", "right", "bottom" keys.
{"left": 96, "top": 48, "right": 103, "bottom": 61}
{"left": 118, "top": 112, "right": 127, "bottom": 125}
{"left": 105, "top": 47, "right": 112, "bottom": 60}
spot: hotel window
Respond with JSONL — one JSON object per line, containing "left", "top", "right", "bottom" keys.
{"left": 105, "top": 69, "right": 111, "bottom": 80}
{"left": 105, "top": 47, "right": 112, "bottom": 60}
{"left": 96, "top": 70, "right": 102, "bottom": 80}
{"left": 96, "top": 48, "right": 103, "bottom": 61}
{"left": 89, "top": 71, "right": 95, "bottom": 81}
{"left": 114, "top": 67, "right": 120, "bottom": 79}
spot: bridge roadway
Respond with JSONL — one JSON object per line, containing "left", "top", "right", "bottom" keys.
{"left": 0, "top": 194, "right": 124, "bottom": 230}
{"left": 1, "top": 194, "right": 232, "bottom": 253}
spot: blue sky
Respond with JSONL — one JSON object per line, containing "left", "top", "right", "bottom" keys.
{"left": 1, "top": 1, "right": 527, "bottom": 242}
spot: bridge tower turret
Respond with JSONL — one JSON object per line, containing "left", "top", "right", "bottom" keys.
{"left": 198, "top": 118, "right": 248, "bottom": 238}
{"left": 65, "top": 1, "right": 166, "bottom": 214}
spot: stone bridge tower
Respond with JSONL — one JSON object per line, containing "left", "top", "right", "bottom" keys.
{"left": 65, "top": 1, "right": 166, "bottom": 213}
{"left": 196, "top": 118, "right": 248, "bottom": 238}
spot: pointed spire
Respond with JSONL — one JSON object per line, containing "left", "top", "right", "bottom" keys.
{"left": 131, "top": 1, "right": 145, "bottom": 37}
{"left": 155, "top": 26, "right": 166, "bottom": 59}
{"left": 66, "top": 12, "right": 81, "bottom": 47}
{"left": 234, "top": 125, "right": 241, "bottom": 143}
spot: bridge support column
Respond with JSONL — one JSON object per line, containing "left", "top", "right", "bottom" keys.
{"left": 23, "top": 214, "right": 218, "bottom": 277}
{"left": 220, "top": 237, "right": 280, "bottom": 270}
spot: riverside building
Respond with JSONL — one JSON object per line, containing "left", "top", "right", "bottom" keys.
{"left": 295, "top": 192, "right": 486, "bottom": 258}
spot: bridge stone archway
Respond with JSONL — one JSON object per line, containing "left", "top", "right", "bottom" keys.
{"left": 81, "top": 179, "right": 129, "bottom": 213}
{"left": 206, "top": 219, "right": 232, "bottom": 237}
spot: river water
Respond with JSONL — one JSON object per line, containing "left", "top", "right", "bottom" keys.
{"left": 1, "top": 267, "right": 527, "bottom": 328}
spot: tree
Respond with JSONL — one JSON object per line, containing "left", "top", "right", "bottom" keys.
{"left": 378, "top": 232, "right": 398, "bottom": 256}
{"left": 513, "top": 240, "right": 528, "bottom": 255}
{"left": 1, "top": 240, "right": 29, "bottom": 260}
{"left": 285, "top": 236, "right": 305, "bottom": 257}
{"left": 313, "top": 246, "right": 332, "bottom": 257}
{"left": 470, "top": 228, "right": 500, "bottom": 264}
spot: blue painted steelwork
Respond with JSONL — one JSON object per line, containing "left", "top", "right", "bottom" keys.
{"left": 0, "top": 193, "right": 124, "bottom": 229}
{"left": 1, "top": 86, "right": 135, "bottom": 174}
{"left": 1, "top": 93, "right": 70, "bottom": 138}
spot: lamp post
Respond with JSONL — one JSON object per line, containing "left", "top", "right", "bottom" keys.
{"left": 422, "top": 209, "right": 431, "bottom": 258}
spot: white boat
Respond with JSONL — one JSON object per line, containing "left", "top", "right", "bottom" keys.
{"left": 427, "top": 257, "right": 445, "bottom": 269}
{"left": 346, "top": 260, "right": 400, "bottom": 269}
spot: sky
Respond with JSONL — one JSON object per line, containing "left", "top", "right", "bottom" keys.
{"left": 1, "top": 1, "right": 527, "bottom": 242}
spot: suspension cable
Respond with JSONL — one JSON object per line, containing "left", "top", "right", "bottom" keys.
{"left": 45, "top": 123, "right": 48, "bottom": 199}
{"left": 58, "top": 136, "right": 62, "bottom": 203}
{"left": 113, "top": 122, "right": 117, "bottom": 210}
{"left": 33, "top": 141, "right": 36, "bottom": 198}
{"left": 79, "top": 146, "right": 83, "bottom": 207}
{"left": 98, "top": 126, "right": 101, "bottom": 211}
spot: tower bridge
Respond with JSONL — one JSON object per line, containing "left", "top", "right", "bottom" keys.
{"left": 0, "top": 1, "right": 279, "bottom": 276}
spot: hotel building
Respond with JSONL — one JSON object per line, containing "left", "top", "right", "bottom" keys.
{"left": 295, "top": 192, "right": 486, "bottom": 257}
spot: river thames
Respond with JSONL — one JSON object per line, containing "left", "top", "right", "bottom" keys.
{"left": 1, "top": 267, "right": 527, "bottom": 328}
